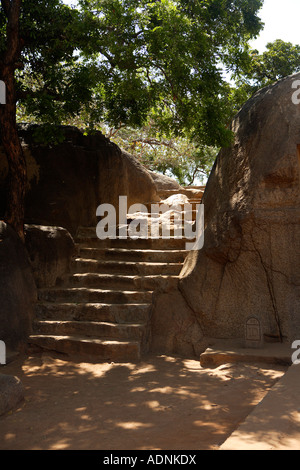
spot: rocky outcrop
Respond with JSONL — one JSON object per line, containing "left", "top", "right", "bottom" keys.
{"left": 149, "top": 170, "right": 182, "bottom": 192}
{"left": 0, "top": 222, "right": 37, "bottom": 351}
{"left": 150, "top": 287, "right": 204, "bottom": 357}
{"left": 25, "top": 225, "right": 76, "bottom": 288}
{"left": 0, "top": 125, "right": 160, "bottom": 236}
{"left": 0, "top": 222, "right": 77, "bottom": 353}
{"left": 0, "top": 374, "right": 24, "bottom": 416}
{"left": 179, "top": 73, "right": 300, "bottom": 344}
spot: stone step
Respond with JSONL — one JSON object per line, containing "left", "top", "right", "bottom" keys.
{"left": 35, "top": 302, "right": 152, "bottom": 324}
{"left": 28, "top": 334, "right": 140, "bottom": 362}
{"left": 30, "top": 194, "right": 202, "bottom": 362}
{"left": 78, "top": 222, "right": 197, "bottom": 231}
{"left": 71, "top": 259, "right": 183, "bottom": 276}
{"left": 78, "top": 247, "right": 188, "bottom": 263}
{"left": 142, "top": 202, "right": 200, "bottom": 212}
{"left": 184, "top": 185, "right": 206, "bottom": 190}
{"left": 75, "top": 236, "right": 193, "bottom": 250}
{"left": 77, "top": 220, "right": 198, "bottom": 239}
{"left": 157, "top": 188, "right": 204, "bottom": 199}
{"left": 38, "top": 287, "right": 153, "bottom": 304}
{"left": 33, "top": 320, "right": 146, "bottom": 342}
{"left": 64, "top": 273, "right": 179, "bottom": 291}
{"left": 188, "top": 199, "right": 203, "bottom": 205}
{"left": 125, "top": 211, "right": 198, "bottom": 223}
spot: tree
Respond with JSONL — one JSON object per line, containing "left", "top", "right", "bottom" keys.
{"left": 105, "top": 123, "right": 217, "bottom": 186}
{"left": 251, "top": 39, "right": 300, "bottom": 87}
{"left": 0, "top": 0, "right": 90, "bottom": 239}
{"left": 229, "top": 39, "right": 300, "bottom": 115}
{"left": 1, "top": 0, "right": 264, "bottom": 238}
{"left": 0, "top": 0, "right": 25, "bottom": 240}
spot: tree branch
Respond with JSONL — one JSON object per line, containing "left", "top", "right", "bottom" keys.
{"left": 107, "top": 123, "right": 126, "bottom": 138}
{"left": 132, "top": 137, "right": 180, "bottom": 153}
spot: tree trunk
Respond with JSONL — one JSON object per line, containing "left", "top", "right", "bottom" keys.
{"left": 0, "top": 0, "right": 26, "bottom": 241}
{"left": 0, "top": 69, "right": 26, "bottom": 241}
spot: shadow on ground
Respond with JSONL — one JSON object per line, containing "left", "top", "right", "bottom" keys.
{"left": 0, "top": 352, "right": 287, "bottom": 450}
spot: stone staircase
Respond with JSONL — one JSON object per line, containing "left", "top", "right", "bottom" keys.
{"left": 28, "top": 187, "right": 204, "bottom": 362}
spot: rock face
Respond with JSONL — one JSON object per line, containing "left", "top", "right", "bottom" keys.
{"left": 0, "top": 223, "right": 76, "bottom": 355}
{"left": 149, "top": 170, "right": 182, "bottom": 192}
{"left": 0, "top": 222, "right": 37, "bottom": 350}
{"left": 0, "top": 126, "right": 160, "bottom": 236}
{"left": 25, "top": 225, "right": 76, "bottom": 288}
{"left": 150, "top": 287, "right": 204, "bottom": 357}
{"left": 0, "top": 374, "right": 24, "bottom": 416}
{"left": 179, "top": 73, "right": 300, "bottom": 344}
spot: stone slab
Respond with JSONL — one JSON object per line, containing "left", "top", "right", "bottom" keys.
{"left": 200, "top": 340, "right": 293, "bottom": 368}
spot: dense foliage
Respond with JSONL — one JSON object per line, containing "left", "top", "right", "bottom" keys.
{"left": 230, "top": 39, "right": 300, "bottom": 115}
{"left": 3, "top": 1, "right": 300, "bottom": 190}
{"left": 3, "top": 0, "right": 300, "bottom": 235}
{"left": 2, "top": 0, "right": 264, "bottom": 147}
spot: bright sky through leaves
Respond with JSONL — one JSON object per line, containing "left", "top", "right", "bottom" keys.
{"left": 63, "top": 0, "right": 299, "bottom": 53}
{"left": 250, "top": 0, "right": 299, "bottom": 51}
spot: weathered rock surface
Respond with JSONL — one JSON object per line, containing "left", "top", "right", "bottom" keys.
{"left": 0, "top": 374, "right": 24, "bottom": 416}
{"left": 0, "top": 126, "right": 160, "bottom": 236}
{"left": 25, "top": 225, "right": 76, "bottom": 288}
{"left": 150, "top": 287, "right": 204, "bottom": 357}
{"left": 179, "top": 73, "right": 300, "bottom": 343}
{"left": 149, "top": 170, "right": 182, "bottom": 192}
{"left": 0, "top": 222, "right": 37, "bottom": 351}
{"left": 147, "top": 191, "right": 205, "bottom": 357}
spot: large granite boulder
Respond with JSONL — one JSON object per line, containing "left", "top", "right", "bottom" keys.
{"left": 0, "top": 222, "right": 76, "bottom": 353}
{"left": 150, "top": 287, "right": 204, "bottom": 357}
{"left": 179, "top": 73, "right": 300, "bottom": 344}
{"left": 0, "top": 126, "right": 160, "bottom": 236}
{"left": 0, "top": 374, "right": 24, "bottom": 416}
{"left": 149, "top": 170, "right": 182, "bottom": 191}
{"left": 0, "top": 222, "right": 37, "bottom": 351}
{"left": 24, "top": 224, "right": 76, "bottom": 288}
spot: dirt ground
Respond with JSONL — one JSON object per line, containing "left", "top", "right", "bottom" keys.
{"left": 0, "top": 352, "right": 287, "bottom": 450}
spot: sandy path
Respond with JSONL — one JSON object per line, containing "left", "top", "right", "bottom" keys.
{"left": 0, "top": 352, "right": 286, "bottom": 450}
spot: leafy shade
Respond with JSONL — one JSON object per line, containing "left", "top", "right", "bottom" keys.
{"left": 7, "top": 0, "right": 264, "bottom": 148}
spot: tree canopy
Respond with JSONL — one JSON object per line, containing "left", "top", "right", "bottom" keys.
{"left": 229, "top": 39, "right": 300, "bottom": 116}
{"left": 11, "top": 0, "right": 264, "bottom": 146}
{"left": 0, "top": 0, "right": 264, "bottom": 236}
{"left": 251, "top": 39, "right": 300, "bottom": 87}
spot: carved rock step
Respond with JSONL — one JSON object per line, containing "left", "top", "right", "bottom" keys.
{"left": 38, "top": 287, "right": 153, "bottom": 304}
{"left": 64, "top": 273, "right": 179, "bottom": 291}
{"left": 34, "top": 302, "right": 152, "bottom": 324}
{"left": 78, "top": 247, "right": 188, "bottom": 263}
{"left": 141, "top": 202, "right": 200, "bottom": 214}
{"left": 28, "top": 334, "right": 141, "bottom": 362}
{"left": 155, "top": 188, "right": 204, "bottom": 199}
{"left": 77, "top": 223, "right": 197, "bottom": 240}
{"left": 71, "top": 259, "right": 183, "bottom": 275}
{"left": 29, "top": 209, "right": 191, "bottom": 361}
{"left": 33, "top": 320, "right": 147, "bottom": 342}
{"left": 75, "top": 236, "right": 193, "bottom": 250}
